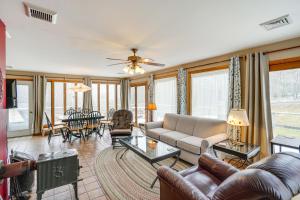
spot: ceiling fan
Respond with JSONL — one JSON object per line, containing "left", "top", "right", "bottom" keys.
{"left": 106, "top": 48, "right": 165, "bottom": 75}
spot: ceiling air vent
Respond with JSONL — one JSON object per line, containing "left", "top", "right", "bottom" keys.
{"left": 23, "top": 2, "right": 57, "bottom": 24}
{"left": 260, "top": 15, "right": 291, "bottom": 31}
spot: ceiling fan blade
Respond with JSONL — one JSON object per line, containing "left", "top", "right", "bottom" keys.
{"left": 106, "top": 58, "right": 128, "bottom": 62}
{"left": 107, "top": 62, "right": 131, "bottom": 66}
{"left": 141, "top": 58, "right": 154, "bottom": 62}
{"left": 141, "top": 61, "right": 165, "bottom": 67}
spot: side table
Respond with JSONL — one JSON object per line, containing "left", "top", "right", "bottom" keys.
{"left": 271, "top": 135, "right": 300, "bottom": 154}
{"left": 138, "top": 122, "right": 146, "bottom": 134}
{"left": 213, "top": 140, "right": 260, "bottom": 168}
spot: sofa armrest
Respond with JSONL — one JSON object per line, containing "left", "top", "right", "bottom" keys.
{"left": 201, "top": 133, "right": 228, "bottom": 152}
{"left": 198, "top": 153, "right": 239, "bottom": 181}
{"left": 158, "top": 166, "right": 209, "bottom": 200}
{"left": 145, "top": 121, "right": 163, "bottom": 130}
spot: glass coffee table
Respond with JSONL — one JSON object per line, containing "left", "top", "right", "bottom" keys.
{"left": 119, "top": 136, "right": 181, "bottom": 188}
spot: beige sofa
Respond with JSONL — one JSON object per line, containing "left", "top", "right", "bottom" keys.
{"left": 145, "top": 113, "right": 228, "bottom": 164}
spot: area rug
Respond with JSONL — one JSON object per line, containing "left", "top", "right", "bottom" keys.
{"left": 95, "top": 147, "right": 191, "bottom": 200}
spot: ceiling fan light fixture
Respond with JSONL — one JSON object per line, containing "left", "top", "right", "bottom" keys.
{"left": 123, "top": 66, "right": 129, "bottom": 73}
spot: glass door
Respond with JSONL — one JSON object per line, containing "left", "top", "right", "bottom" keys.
{"left": 130, "top": 84, "right": 147, "bottom": 126}
{"left": 8, "top": 80, "right": 34, "bottom": 137}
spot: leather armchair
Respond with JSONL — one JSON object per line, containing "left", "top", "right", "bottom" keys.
{"left": 158, "top": 152, "right": 300, "bottom": 200}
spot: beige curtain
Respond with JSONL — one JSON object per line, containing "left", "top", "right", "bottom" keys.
{"left": 120, "top": 79, "right": 130, "bottom": 109}
{"left": 83, "top": 77, "right": 92, "bottom": 111}
{"left": 33, "top": 75, "right": 47, "bottom": 134}
{"left": 243, "top": 52, "right": 273, "bottom": 158}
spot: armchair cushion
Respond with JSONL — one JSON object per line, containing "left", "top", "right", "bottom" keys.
{"left": 110, "top": 129, "right": 132, "bottom": 136}
{"left": 177, "top": 136, "right": 203, "bottom": 155}
{"left": 146, "top": 128, "right": 171, "bottom": 140}
{"left": 160, "top": 131, "right": 190, "bottom": 146}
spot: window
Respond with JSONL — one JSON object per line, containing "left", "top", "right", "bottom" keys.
{"left": 54, "top": 82, "right": 64, "bottom": 122}
{"left": 130, "top": 84, "right": 147, "bottom": 124}
{"left": 92, "top": 83, "right": 98, "bottom": 111}
{"left": 109, "top": 84, "right": 116, "bottom": 110}
{"left": 117, "top": 84, "right": 121, "bottom": 109}
{"left": 46, "top": 81, "right": 84, "bottom": 123}
{"left": 154, "top": 77, "right": 177, "bottom": 121}
{"left": 100, "top": 84, "right": 107, "bottom": 116}
{"left": 270, "top": 68, "right": 300, "bottom": 138}
{"left": 91, "top": 82, "right": 121, "bottom": 117}
{"left": 191, "top": 69, "right": 228, "bottom": 120}
{"left": 44, "top": 82, "right": 52, "bottom": 124}
{"left": 66, "top": 82, "right": 76, "bottom": 110}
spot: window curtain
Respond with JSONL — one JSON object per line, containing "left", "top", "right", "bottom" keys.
{"left": 33, "top": 75, "right": 47, "bottom": 134}
{"left": 147, "top": 74, "right": 155, "bottom": 121}
{"left": 120, "top": 79, "right": 130, "bottom": 109}
{"left": 243, "top": 52, "right": 273, "bottom": 158}
{"left": 177, "top": 68, "right": 187, "bottom": 115}
{"left": 227, "top": 56, "right": 241, "bottom": 140}
{"left": 83, "top": 77, "right": 92, "bottom": 111}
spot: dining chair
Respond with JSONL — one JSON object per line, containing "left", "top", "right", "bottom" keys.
{"left": 81, "top": 108, "right": 91, "bottom": 115}
{"left": 66, "top": 112, "right": 86, "bottom": 142}
{"left": 100, "top": 108, "right": 115, "bottom": 134}
{"left": 85, "top": 111, "right": 102, "bottom": 138}
{"left": 45, "top": 113, "right": 67, "bottom": 144}
{"left": 65, "top": 108, "right": 76, "bottom": 115}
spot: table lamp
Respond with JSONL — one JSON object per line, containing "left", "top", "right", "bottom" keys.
{"left": 227, "top": 109, "right": 249, "bottom": 146}
{"left": 147, "top": 103, "right": 157, "bottom": 122}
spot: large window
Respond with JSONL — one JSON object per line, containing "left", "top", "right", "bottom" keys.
{"left": 191, "top": 69, "right": 229, "bottom": 120}
{"left": 270, "top": 67, "right": 300, "bottom": 138}
{"left": 154, "top": 77, "right": 177, "bottom": 121}
{"left": 46, "top": 81, "right": 84, "bottom": 123}
{"left": 91, "top": 82, "right": 121, "bottom": 117}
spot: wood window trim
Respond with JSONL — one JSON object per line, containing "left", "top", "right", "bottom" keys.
{"left": 269, "top": 56, "right": 300, "bottom": 72}
{"left": 187, "top": 65, "right": 229, "bottom": 115}
{"left": 154, "top": 72, "right": 177, "bottom": 80}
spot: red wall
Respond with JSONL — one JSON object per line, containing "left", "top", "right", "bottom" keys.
{"left": 0, "top": 19, "right": 8, "bottom": 200}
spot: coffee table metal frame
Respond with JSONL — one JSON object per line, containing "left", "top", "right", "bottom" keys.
{"left": 119, "top": 136, "right": 181, "bottom": 188}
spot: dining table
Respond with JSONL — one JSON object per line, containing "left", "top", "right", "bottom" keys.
{"left": 58, "top": 115, "right": 105, "bottom": 123}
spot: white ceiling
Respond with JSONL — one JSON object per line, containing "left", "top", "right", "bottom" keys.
{"left": 1, "top": 0, "right": 300, "bottom": 77}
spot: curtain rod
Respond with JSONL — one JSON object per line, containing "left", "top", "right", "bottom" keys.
{"left": 263, "top": 45, "right": 300, "bottom": 55}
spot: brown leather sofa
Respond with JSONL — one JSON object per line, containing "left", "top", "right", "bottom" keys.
{"left": 158, "top": 152, "right": 300, "bottom": 200}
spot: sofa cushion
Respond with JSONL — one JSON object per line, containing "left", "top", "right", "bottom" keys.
{"left": 163, "top": 113, "right": 180, "bottom": 130}
{"left": 175, "top": 115, "right": 198, "bottom": 135}
{"left": 160, "top": 131, "right": 190, "bottom": 146}
{"left": 192, "top": 118, "right": 227, "bottom": 138}
{"left": 177, "top": 136, "right": 203, "bottom": 155}
{"left": 146, "top": 128, "right": 171, "bottom": 140}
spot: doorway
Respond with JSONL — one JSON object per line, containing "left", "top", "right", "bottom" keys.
{"left": 8, "top": 80, "right": 34, "bottom": 137}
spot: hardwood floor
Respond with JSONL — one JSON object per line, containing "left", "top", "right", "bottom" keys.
{"left": 8, "top": 129, "right": 140, "bottom": 200}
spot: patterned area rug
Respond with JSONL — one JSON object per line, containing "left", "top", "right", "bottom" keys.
{"left": 95, "top": 147, "right": 191, "bottom": 200}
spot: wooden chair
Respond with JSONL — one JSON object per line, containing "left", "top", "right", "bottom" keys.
{"left": 65, "top": 108, "right": 76, "bottom": 115}
{"left": 66, "top": 112, "right": 86, "bottom": 142}
{"left": 45, "top": 113, "right": 67, "bottom": 144}
{"left": 85, "top": 111, "right": 102, "bottom": 137}
{"left": 100, "top": 108, "right": 115, "bottom": 134}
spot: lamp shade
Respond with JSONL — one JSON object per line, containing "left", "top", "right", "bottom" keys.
{"left": 227, "top": 109, "right": 249, "bottom": 126}
{"left": 147, "top": 103, "right": 157, "bottom": 111}
{"left": 70, "top": 83, "right": 91, "bottom": 93}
